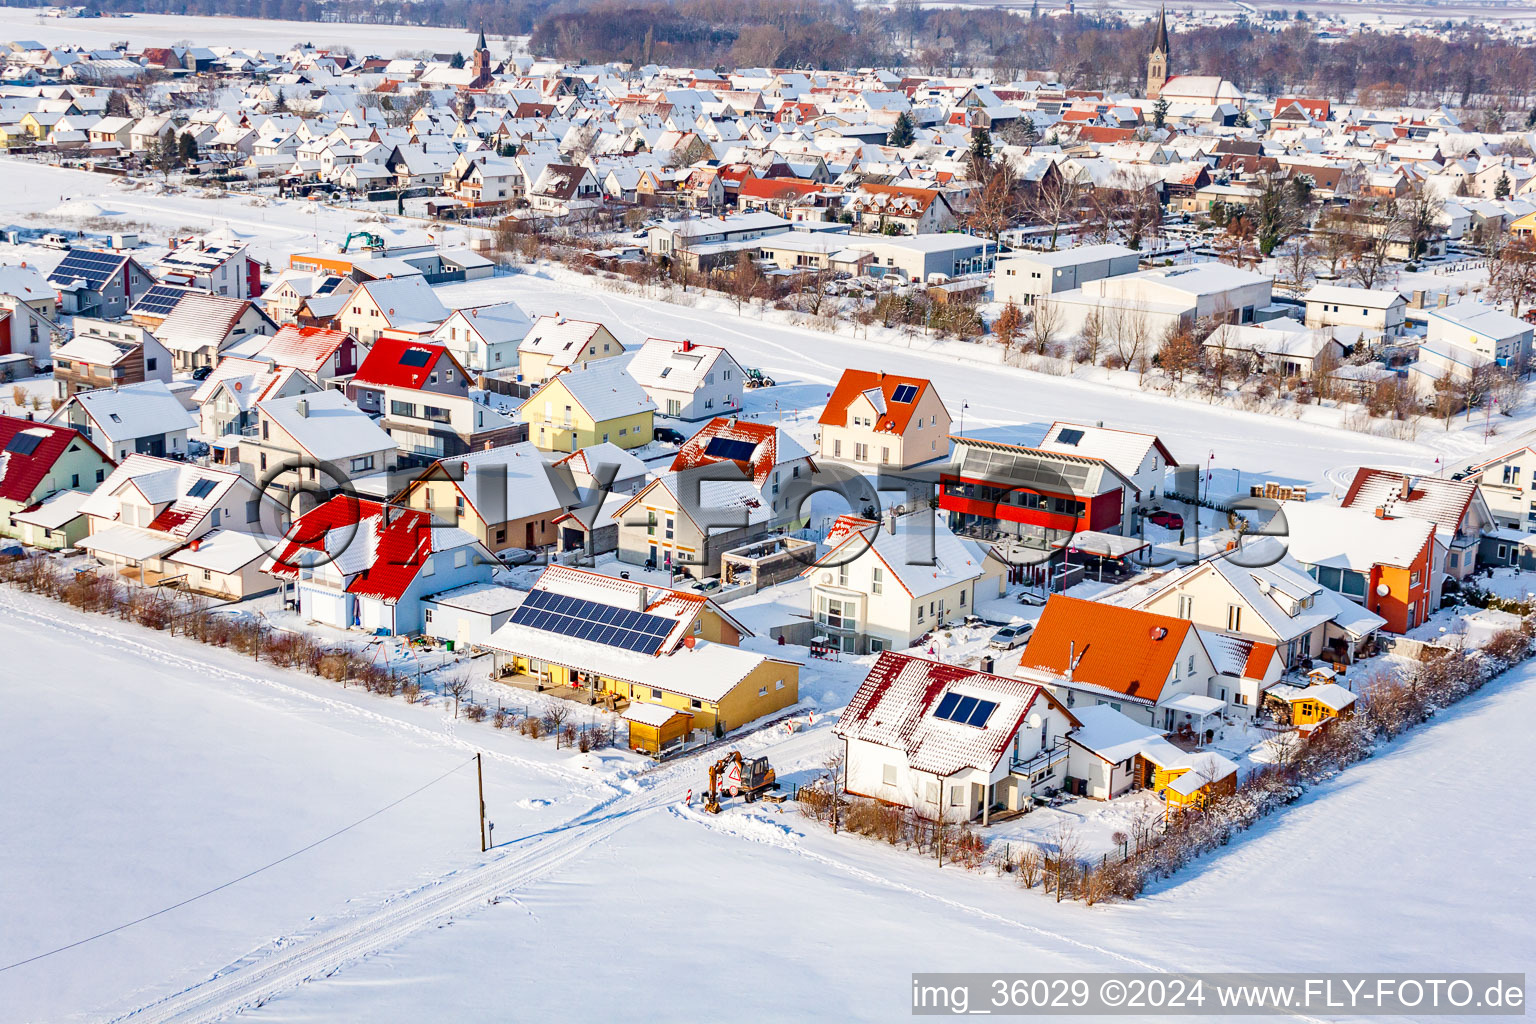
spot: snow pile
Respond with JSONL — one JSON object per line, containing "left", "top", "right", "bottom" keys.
{"left": 46, "top": 199, "right": 117, "bottom": 219}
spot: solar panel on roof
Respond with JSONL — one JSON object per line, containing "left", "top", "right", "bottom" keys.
{"left": 1056, "top": 427, "right": 1085, "bottom": 446}
{"left": 934, "top": 691, "right": 997, "bottom": 728}
{"left": 890, "top": 383, "right": 919, "bottom": 403}
{"left": 704, "top": 436, "right": 757, "bottom": 462}
{"left": 398, "top": 348, "right": 433, "bottom": 368}
{"left": 48, "top": 251, "right": 126, "bottom": 292}
{"left": 131, "top": 283, "right": 192, "bottom": 317}
{"left": 186, "top": 478, "right": 216, "bottom": 499}
{"left": 4, "top": 432, "right": 43, "bottom": 456}
{"left": 509, "top": 588, "right": 675, "bottom": 655}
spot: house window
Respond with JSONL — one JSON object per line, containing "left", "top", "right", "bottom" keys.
{"left": 202, "top": 569, "right": 212, "bottom": 581}
{"left": 246, "top": 500, "right": 259, "bottom": 523}
{"left": 948, "top": 785, "right": 964, "bottom": 807}
{"left": 421, "top": 556, "right": 435, "bottom": 576}
{"left": 833, "top": 439, "right": 841, "bottom": 457}
{"left": 454, "top": 550, "right": 468, "bottom": 568}
{"left": 1505, "top": 465, "right": 1521, "bottom": 485}
{"left": 758, "top": 686, "right": 768, "bottom": 697}
{"left": 495, "top": 528, "right": 506, "bottom": 544}
{"left": 1226, "top": 604, "right": 1241, "bottom": 631}
{"left": 350, "top": 456, "right": 375, "bottom": 473}
{"left": 425, "top": 609, "right": 434, "bottom": 624}
{"left": 1410, "top": 570, "right": 1420, "bottom": 588}
{"left": 1188, "top": 654, "right": 1195, "bottom": 675}
{"left": 872, "top": 566, "right": 883, "bottom": 595}
{"left": 96, "top": 469, "right": 105, "bottom": 483}
{"left": 775, "top": 679, "right": 785, "bottom": 690}
{"left": 651, "top": 687, "right": 663, "bottom": 699}
{"left": 883, "top": 764, "right": 897, "bottom": 785}
{"left": 71, "top": 473, "right": 79, "bottom": 487}
{"left": 211, "top": 508, "right": 221, "bottom": 527}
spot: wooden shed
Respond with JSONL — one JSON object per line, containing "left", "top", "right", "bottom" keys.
{"left": 623, "top": 702, "right": 692, "bottom": 754}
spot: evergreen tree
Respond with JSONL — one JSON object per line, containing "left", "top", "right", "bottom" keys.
{"left": 450, "top": 51, "right": 465, "bottom": 69}
{"left": 968, "top": 125, "right": 993, "bottom": 167}
{"left": 105, "top": 91, "right": 130, "bottom": 118}
{"left": 1527, "top": 107, "right": 1536, "bottom": 130}
{"left": 1153, "top": 96, "right": 1169, "bottom": 131}
{"left": 178, "top": 131, "right": 198, "bottom": 164}
{"left": 1496, "top": 171, "right": 1512, "bottom": 199}
{"left": 273, "top": 88, "right": 288, "bottom": 113}
{"left": 886, "top": 110, "right": 915, "bottom": 148}
{"left": 153, "top": 129, "right": 179, "bottom": 172}
{"left": 1019, "top": 118, "right": 1040, "bottom": 146}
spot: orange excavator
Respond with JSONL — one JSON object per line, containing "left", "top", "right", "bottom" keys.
{"left": 703, "top": 750, "right": 777, "bottom": 813}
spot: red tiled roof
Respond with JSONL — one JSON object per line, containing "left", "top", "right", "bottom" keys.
{"left": 818, "top": 368, "right": 938, "bottom": 434}
{"left": 1015, "top": 595, "right": 1193, "bottom": 704}
{"left": 738, "top": 176, "right": 823, "bottom": 201}
{"left": 670, "top": 417, "right": 800, "bottom": 486}
{"left": 836, "top": 652, "right": 1075, "bottom": 778}
{"left": 261, "top": 325, "right": 352, "bottom": 374}
{"left": 1339, "top": 468, "right": 1478, "bottom": 537}
{"left": 1074, "top": 126, "right": 1137, "bottom": 144}
{"left": 1244, "top": 641, "right": 1279, "bottom": 680}
{"left": 351, "top": 336, "right": 453, "bottom": 390}
{"left": 0, "top": 416, "right": 108, "bottom": 504}
{"left": 266, "top": 497, "right": 438, "bottom": 602}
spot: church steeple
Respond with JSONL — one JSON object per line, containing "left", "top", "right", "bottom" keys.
{"left": 1147, "top": 6, "right": 1171, "bottom": 100}
{"left": 476, "top": 25, "right": 488, "bottom": 53}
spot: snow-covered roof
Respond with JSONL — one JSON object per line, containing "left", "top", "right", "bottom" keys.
{"left": 56, "top": 380, "right": 195, "bottom": 443}
{"left": 810, "top": 511, "right": 990, "bottom": 599}
{"left": 1280, "top": 501, "right": 1435, "bottom": 571}
{"left": 1064, "top": 704, "right": 1164, "bottom": 764}
{"left": 626, "top": 337, "right": 732, "bottom": 394}
{"left": 1037, "top": 421, "right": 1176, "bottom": 479}
{"left": 257, "top": 389, "right": 395, "bottom": 463}
{"left": 836, "top": 652, "right": 1068, "bottom": 778}
{"left": 537, "top": 362, "right": 656, "bottom": 422}
{"left": 165, "top": 529, "right": 270, "bottom": 574}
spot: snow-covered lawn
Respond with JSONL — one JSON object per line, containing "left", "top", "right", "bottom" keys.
{"left": 5, "top": 575, "right": 1533, "bottom": 1022}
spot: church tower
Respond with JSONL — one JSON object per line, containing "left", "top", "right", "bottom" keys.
{"left": 469, "top": 25, "right": 492, "bottom": 89}
{"left": 1147, "top": 6, "right": 1170, "bottom": 101}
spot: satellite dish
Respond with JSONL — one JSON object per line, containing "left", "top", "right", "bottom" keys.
{"left": 1027, "top": 712, "right": 1042, "bottom": 730}
{"left": 821, "top": 572, "right": 832, "bottom": 583}
{"left": 1376, "top": 583, "right": 1390, "bottom": 597}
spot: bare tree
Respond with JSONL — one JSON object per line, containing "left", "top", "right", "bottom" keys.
{"left": 993, "top": 299, "right": 1025, "bottom": 357}
{"left": 1276, "top": 237, "right": 1317, "bottom": 297}
{"left": 1078, "top": 307, "right": 1104, "bottom": 365}
{"left": 1027, "top": 174, "right": 1084, "bottom": 250}
{"left": 1028, "top": 297, "right": 1063, "bottom": 356}
{"left": 1491, "top": 235, "right": 1536, "bottom": 317}
{"left": 545, "top": 704, "right": 572, "bottom": 748}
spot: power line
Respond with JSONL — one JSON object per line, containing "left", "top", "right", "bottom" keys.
{"left": 0, "top": 755, "right": 477, "bottom": 975}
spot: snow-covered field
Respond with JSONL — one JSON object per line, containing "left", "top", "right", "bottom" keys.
{"left": 2, "top": 580, "right": 1531, "bottom": 1023}
{"left": 4, "top": 154, "right": 1536, "bottom": 1021}
{"left": 0, "top": 8, "right": 489, "bottom": 54}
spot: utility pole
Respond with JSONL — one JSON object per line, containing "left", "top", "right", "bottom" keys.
{"left": 476, "top": 753, "right": 487, "bottom": 852}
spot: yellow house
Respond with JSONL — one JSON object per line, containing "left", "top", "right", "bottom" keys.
{"left": 623, "top": 702, "right": 693, "bottom": 753}
{"left": 516, "top": 316, "right": 625, "bottom": 385}
{"left": 1510, "top": 211, "right": 1536, "bottom": 240}
{"left": 520, "top": 363, "right": 656, "bottom": 453}
{"left": 484, "top": 565, "right": 798, "bottom": 734}
{"left": 19, "top": 111, "right": 63, "bottom": 141}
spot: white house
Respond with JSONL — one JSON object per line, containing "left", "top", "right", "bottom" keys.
{"left": 803, "top": 511, "right": 1004, "bottom": 655}
{"left": 1413, "top": 301, "right": 1534, "bottom": 392}
{"left": 48, "top": 380, "right": 197, "bottom": 462}
{"left": 432, "top": 302, "right": 532, "bottom": 375}
{"left": 1303, "top": 283, "right": 1407, "bottom": 339}
{"left": 625, "top": 337, "right": 743, "bottom": 421}
{"left": 835, "top": 651, "right": 1080, "bottom": 823}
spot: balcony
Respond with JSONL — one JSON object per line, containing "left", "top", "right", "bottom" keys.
{"left": 1010, "top": 739, "right": 1069, "bottom": 778}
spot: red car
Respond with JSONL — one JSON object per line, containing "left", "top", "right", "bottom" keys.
{"left": 1147, "top": 509, "right": 1184, "bottom": 530}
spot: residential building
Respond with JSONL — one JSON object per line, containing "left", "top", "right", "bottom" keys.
{"left": 1279, "top": 501, "right": 1437, "bottom": 634}
{"left": 0, "top": 261, "right": 61, "bottom": 364}
{"left": 1412, "top": 301, "right": 1534, "bottom": 391}
{"left": 432, "top": 302, "right": 532, "bottom": 375}
{"left": 1338, "top": 468, "right": 1493, "bottom": 582}
{"left": 335, "top": 276, "right": 449, "bottom": 344}
{"left": 803, "top": 512, "right": 1004, "bottom": 655}
{"left": 1302, "top": 284, "right": 1407, "bottom": 339}
{"left": 1014, "top": 595, "right": 1228, "bottom": 735}
{"left": 191, "top": 356, "right": 320, "bottom": 439}
{"left": 1034, "top": 421, "right": 1175, "bottom": 506}
{"left": 51, "top": 318, "right": 172, "bottom": 399}
{"left": 516, "top": 316, "right": 625, "bottom": 384}
{"left": 818, "top": 369, "right": 951, "bottom": 471}
{"left": 347, "top": 338, "right": 522, "bottom": 459}
{"left": 520, "top": 363, "right": 656, "bottom": 453}
{"left": 484, "top": 564, "right": 798, "bottom": 735}
{"left": 835, "top": 652, "right": 1079, "bottom": 823}
{"left": 154, "top": 292, "right": 278, "bottom": 371}
{"left": 253, "top": 324, "right": 367, "bottom": 384}
{"left": 221, "top": 390, "right": 398, "bottom": 507}
{"left": 396, "top": 441, "right": 577, "bottom": 554}
{"left": 1465, "top": 445, "right": 1536, "bottom": 534}
{"left": 48, "top": 380, "right": 196, "bottom": 462}
{"left": 844, "top": 234, "right": 994, "bottom": 283}
{"left": 262, "top": 496, "right": 497, "bottom": 635}
{"left": 625, "top": 337, "right": 743, "bottom": 422}
{"left": 46, "top": 249, "right": 152, "bottom": 318}
{"left": 0, "top": 416, "right": 113, "bottom": 550}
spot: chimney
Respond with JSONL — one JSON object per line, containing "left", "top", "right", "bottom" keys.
{"left": 297, "top": 398, "right": 309, "bottom": 418}
{"left": 885, "top": 507, "right": 898, "bottom": 534}
{"left": 1375, "top": 506, "right": 1388, "bottom": 519}
{"left": 1066, "top": 641, "right": 1074, "bottom": 682}
{"left": 682, "top": 338, "right": 693, "bottom": 352}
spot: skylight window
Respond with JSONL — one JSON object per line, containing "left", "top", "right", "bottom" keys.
{"left": 398, "top": 348, "right": 433, "bottom": 368}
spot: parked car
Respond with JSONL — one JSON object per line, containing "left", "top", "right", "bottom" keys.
{"left": 190, "top": 366, "right": 214, "bottom": 381}
{"left": 989, "top": 623, "right": 1033, "bottom": 650}
{"left": 496, "top": 548, "right": 537, "bottom": 567}
{"left": 1147, "top": 509, "right": 1184, "bottom": 530}
{"left": 654, "top": 426, "right": 687, "bottom": 445}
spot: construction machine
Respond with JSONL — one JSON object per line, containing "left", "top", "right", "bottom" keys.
{"left": 341, "top": 231, "right": 385, "bottom": 253}
{"left": 703, "top": 750, "right": 777, "bottom": 813}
